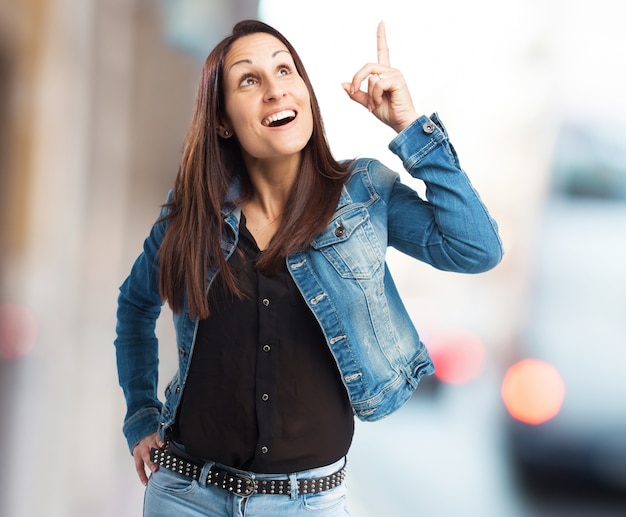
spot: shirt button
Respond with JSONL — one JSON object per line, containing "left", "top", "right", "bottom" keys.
{"left": 262, "top": 298, "right": 270, "bottom": 307}
{"left": 423, "top": 121, "right": 435, "bottom": 134}
{"left": 261, "top": 446, "right": 269, "bottom": 454}
{"left": 334, "top": 225, "right": 345, "bottom": 237}
{"left": 263, "top": 344, "right": 271, "bottom": 352}
{"left": 262, "top": 393, "right": 269, "bottom": 401}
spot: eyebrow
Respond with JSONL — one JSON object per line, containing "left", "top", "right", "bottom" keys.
{"left": 226, "top": 49, "right": 291, "bottom": 74}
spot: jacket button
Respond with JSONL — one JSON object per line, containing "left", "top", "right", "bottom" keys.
{"left": 261, "top": 446, "right": 269, "bottom": 454}
{"left": 335, "top": 225, "right": 345, "bottom": 237}
{"left": 423, "top": 121, "right": 435, "bottom": 134}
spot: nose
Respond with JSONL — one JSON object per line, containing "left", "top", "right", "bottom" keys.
{"left": 263, "top": 76, "right": 286, "bottom": 102}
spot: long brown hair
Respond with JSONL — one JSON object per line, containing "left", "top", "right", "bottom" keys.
{"left": 158, "top": 20, "right": 350, "bottom": 320}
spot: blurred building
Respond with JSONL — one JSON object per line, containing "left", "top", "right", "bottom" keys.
{"left": 0, "top": 1, "right": 255, "bottom": 516}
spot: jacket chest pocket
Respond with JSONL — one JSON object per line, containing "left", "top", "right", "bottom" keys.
{"left": 312, "top": 207, "right": 384, "bottom": 279}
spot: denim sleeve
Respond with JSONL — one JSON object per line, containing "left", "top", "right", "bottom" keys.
{"left": 114, "top": 197, "right": 170, "bottom": 453}
{"left": 385, "top": 114, "right": 503, "bottom": 273}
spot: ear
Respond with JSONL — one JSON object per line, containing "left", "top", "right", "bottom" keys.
{"left": 217, "top": 125, "right": 233, "bottom": 139}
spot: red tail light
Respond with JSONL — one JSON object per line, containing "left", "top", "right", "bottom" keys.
{"left": 501, "top": 359, "right": 565, "bottom": 425}
{"left": 429, "top": 329, "right": 486, "bottom": 385}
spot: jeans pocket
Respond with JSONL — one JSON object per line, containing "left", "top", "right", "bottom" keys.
{"left": 301, "top": 483, "right": 348, "bottom": 511}
{"left": 148, "top": 467, "right": 197, "bottom": 495}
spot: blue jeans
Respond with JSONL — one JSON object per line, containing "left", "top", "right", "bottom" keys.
{"left": 143, "top": 457, "right": 350, "bottom": 516}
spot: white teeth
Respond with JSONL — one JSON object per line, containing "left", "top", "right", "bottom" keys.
{"left": 263, "top": 110, "right": 296, "bottom": 126}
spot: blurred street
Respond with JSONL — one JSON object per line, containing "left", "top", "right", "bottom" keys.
{"left": 347, "top": 374, "right": 626, "bottom": 517}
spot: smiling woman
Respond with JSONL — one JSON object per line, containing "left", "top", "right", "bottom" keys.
{"left": 219, "top": 31, "right": 316, "bottom": 239}
{"left": 157, "top": 23, "right": 350, "bottom": 310}
{"left": 113, "top": 18, "right": 503, "bottom": 517}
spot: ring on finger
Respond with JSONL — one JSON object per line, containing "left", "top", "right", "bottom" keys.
{"left": 377, "top": 73, "right": 384, "bottom": 80}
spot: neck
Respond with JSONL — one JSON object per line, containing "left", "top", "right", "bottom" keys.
{"left": 243, "top": 154, "right": 301, "bottom": 218}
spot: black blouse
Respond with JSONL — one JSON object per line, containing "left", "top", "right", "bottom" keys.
{"left": 172, "top": 216, "right": 354, "bottom": 473}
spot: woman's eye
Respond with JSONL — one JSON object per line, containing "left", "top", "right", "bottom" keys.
{"left": 239, "top": 75, "right": 257, "bottom": 87}
{"left": 278, "top": 66, "right": 291, "bottom": 77}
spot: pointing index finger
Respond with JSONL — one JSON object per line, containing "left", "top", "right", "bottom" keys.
{"left": 377, "top": 21, "right": 390, "bottom": 67}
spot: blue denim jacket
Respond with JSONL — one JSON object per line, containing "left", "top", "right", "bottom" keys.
{"left": 115, "top": 114, "right": 503, "bottom": 452}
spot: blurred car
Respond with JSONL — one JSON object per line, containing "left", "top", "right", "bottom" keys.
{"left": 501, "top": 119, "right": 626, "bottom": 492}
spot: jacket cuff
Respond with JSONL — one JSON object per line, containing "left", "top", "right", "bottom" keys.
{"left": 388, "top": 113, "right": 449, "bottom": 171}
{"left": 123, "top": 406, "right": 161, "bottom": 454}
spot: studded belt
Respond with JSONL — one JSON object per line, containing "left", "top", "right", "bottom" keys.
{"left": 150, "top": 446, "right": 347, "bottom": 498}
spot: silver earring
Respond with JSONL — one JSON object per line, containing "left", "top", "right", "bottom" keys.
{"left": 224, "top": 130, "right": 230, "bottom": 137}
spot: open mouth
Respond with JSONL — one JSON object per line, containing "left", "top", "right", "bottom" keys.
{"left": 263, "top": 109, "right": 296, "bottom": 127}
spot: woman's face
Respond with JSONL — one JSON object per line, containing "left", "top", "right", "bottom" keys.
{"left": 221, "top": 33, "right": 314, "bottom": 166}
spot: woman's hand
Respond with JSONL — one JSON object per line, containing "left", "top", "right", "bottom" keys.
{"left": 132, "top": 432, "right": 165, "bottom": 485}
{"left": 342, "top": 22, "right": 419, "bottom": 133}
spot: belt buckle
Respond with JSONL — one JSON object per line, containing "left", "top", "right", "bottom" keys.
{"left": 236, "top": 473, "right": 256, "bottom": 498}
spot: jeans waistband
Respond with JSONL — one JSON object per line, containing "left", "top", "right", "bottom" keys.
{"left": 167, "top": 440, "right": 346, "bottom": 480}
{"left": 153, "top": 441, "right": 347, "bottom": 498}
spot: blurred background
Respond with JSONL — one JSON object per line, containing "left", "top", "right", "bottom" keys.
{"left": 1, "top": 0, "right": 625, "bottom": 515}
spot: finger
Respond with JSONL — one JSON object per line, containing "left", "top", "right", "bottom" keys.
{"left": 134, "top": 453, "right": 150, "bottom": 486}
{"left": 132, "top": 436, "right": 162, "bottom": 486}
{"left": 345, "top": 62, "right": 383, "bottom": 97}
{"left": 377, "top": 21, "right": 390, "bottom": 67}
{"left": 343, "top": 66, "right": 391, "bottom": 113}
{"left": 342, "top": 82, "right": 371, "bottom": 110}
{"left": 369, "top": 75, "right": 386, "bottom": 110}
